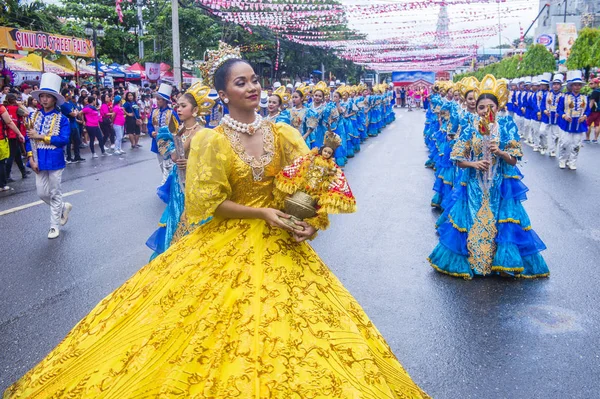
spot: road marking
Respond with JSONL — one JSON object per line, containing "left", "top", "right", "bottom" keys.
{"left": 0, "top": 190, "right": 84, "bottom": 217}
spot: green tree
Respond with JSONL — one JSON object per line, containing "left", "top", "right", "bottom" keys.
{"left": 566, "top": 27, "right": 600, "bottom": 77}
{"left": 0, "top": 0, "right": 63, "bottom": 32}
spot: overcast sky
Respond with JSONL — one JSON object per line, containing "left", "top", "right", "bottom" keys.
{"left": 343, "top": 0, "right": 539, "bottom": 48}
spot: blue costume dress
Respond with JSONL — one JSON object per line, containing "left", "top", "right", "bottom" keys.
{"left": 347, "top": 98, "right": 361, "bottom": 153}
{"left": 289, "top": 105, "right": 308, "bottom": 143}
{"left": 355, "top": 96, "right": 369, "bottom": 142}
{"left": 274, "top": 109, "right": 291, "bottom": 125}
{"left": 424, "top": 94, "right": 442, "bottom": 169}
{"left": 326, "top": 102, "right": 347, "bottom": 167}
{"left": 146, "top": 127, "right": 209, "bottom": 259}
{"left": 431, "top": 103, "right": 461, "bottom": 209}
{"left": 304, "top": 103, "right": 327, "bottom": 149}
{"left": 428, "top": 116, "right": 549, "bottom": 279}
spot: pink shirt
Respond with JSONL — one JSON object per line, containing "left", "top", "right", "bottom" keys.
{"left": 100, "top": 103, "right": 111, "bottom": 119}
{"left": 113, "top": 104, "right": 125, "bottom": 126}
{"left": 81, "top": 106, "right": 101, "bottom": 127}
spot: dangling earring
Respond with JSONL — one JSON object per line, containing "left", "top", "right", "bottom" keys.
{"left": 193, "top": 112, "right": 198, "bottom": 117}
{"left": 223, "top": 98, "right": 229, "bottom": 104}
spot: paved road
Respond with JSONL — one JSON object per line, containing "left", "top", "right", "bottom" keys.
{"left": 1, "top": 113, "right": 599, "bottom": 398}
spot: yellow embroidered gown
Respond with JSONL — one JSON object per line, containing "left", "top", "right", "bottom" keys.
{"left": 5, "top": 123, "right": 429, "bottom": 399}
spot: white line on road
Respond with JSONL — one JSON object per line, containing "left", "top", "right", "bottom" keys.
{"left": 0, "top": 190, "right": 84, "bottom": 217}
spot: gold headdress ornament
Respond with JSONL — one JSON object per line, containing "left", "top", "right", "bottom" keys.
{"left": 199, "top": 41, "right": 242, "bottom": 86}
{"left": 296, "top": 83, "right": 311, "bottom": 99}
{"left": 185, "top": 82, "right": 215, "bottom": 116}
{"left": 313, "top": 81, "right": 330, "bottom": 96}
{"left": 459, "top": 77, "right": 480, "bottom": 100}
{"left": 335, "top": 86, "right": 348, "bottom": 96}
{"left": 324, "top": 131, "right": 342, "bottom": 151}
{"left": 273, "top": 86, "right": 291, "bottom": 105}
{"left": 478, "top": 74, "right": 508, "bottom": 109}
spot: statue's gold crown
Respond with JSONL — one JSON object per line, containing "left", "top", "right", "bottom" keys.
{"left": 313, "top": 81, "right": 330, "bottom": 96}
{"left": 199, "top": 41, "right": 242, "bottom": 86}
{"left": 273, "top": 86, "right": 291, "bottom": 105}
{"left": 478, "top": 74, "right": 508, "bottom": 109}
{"left": 185, "top": 82, "right": 215, "bottom": 116}
{"left": 324, "top": 131, "right": 342, "bottom": 151}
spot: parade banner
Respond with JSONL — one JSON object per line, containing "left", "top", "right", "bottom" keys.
{"left": 145, "top": 62, "right": 160, "bottom": 81}
{"left": 391, "top": 71, "right": 435, "bottom": 87}
{"left": 535, "top": 33, "right": 556, "bottom": 51}
{"left": 0, "top": 27, "right": 95, "bottom": 58}
{"left": 556, "top": 23, "right": 577, "bottom": 61}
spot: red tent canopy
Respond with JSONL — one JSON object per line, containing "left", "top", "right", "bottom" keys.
{"left": 160, "top": 62, "right": 171, "bottom": 72}
{"left": 128, "top": 62, "right": 144, "bottom": 72}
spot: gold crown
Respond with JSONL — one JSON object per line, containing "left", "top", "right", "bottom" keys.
{"left": 478, "top": 74, "right": 508, "bottom": 109}
{"left": 335, "top": 86, "right": 348, "bottom": 96}
{"left": 273, "top": 86, "right": 291, "bottom": 105}
{"left": 313, "top": 81, "right": 330, "bottom": 96}
{"left": 185, "top": 82, "right": 215, "bottom": 116}
{"left": 458, "top": 77, "right": 480, "bottom": 99}
{"left": 324, "top": 131, "right": 342, "bottom": 151}
{"left": 296, "top": 83, "right": 311, "bottom": 99}
{"left": 199, "top": 41, "right": 242, "bottom": 86}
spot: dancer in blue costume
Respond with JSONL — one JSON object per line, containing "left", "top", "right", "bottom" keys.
{"left": 346, "top": 87, "right": 362, "bottom": 153}
{"left": 355, "top": 85, "right": 369, "bottom": 142}
{"left": 435, "top": 77, "right": 480, "bottom": 221}
{"left": 328, "top": 91, "right": 347, "bottom": 167}
{"left": 265, "top": 86, "right": 291, "bottom": 124}
{"left": 303, "top": 81, "right": 329, "bottom": 149}
{"left": 146, "top": 83, "right": 215, "bottom": 259}
{"left": 431, "top": 100, "right": 460, "bottom": 209}
{"left": 337, "top": 87, "right": 358, "bottom": 158}
{"left": 367, "top": 87, "right": 380, "bottom": 137}
{"left": 289, "top": 85, "right": 309, "bottom": 145}
{"left": 429, "top": 75, "right": 549, "bottom": 279}
{"left": 424, "top": 83, "right": 445, "bottom": 169}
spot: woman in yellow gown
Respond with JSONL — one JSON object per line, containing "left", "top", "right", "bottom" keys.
{"left": 4, "top": 46, "right": 429, "bottom": 399}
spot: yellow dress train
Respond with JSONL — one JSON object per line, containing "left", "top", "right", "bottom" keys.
{"left": 5, "top": 123, "right": 429, "bottom": 399}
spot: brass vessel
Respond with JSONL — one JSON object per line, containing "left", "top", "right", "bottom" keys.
{"left": 280, "top": 191, "right": 317, "bottom": 231}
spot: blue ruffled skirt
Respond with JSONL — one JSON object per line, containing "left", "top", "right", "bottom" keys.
{"left": 428, "top": 164, "right": 549, "bottom": 279}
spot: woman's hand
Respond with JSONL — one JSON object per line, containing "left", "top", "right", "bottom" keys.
{"left": 175, "top": 158, "right": 187, "bottom": 170}
{"left": 260, "top": 208, "right": 295, "bottom": 232}
{"left": 291, "top": 221, "right": 317, "bottom": 243}
{"left": 489, "top": 143, "right": 501, "bottom": 154}
{"left": 27, "top": 130, "right": 42, "bottom": 140}
{"left": 17, "top": 133, "right": 25, "bottom": 143}
{"left": 471, "top": 160, "right": 490, "bottom": 171}
{"left": 564, "top": 115, "right": 572, "bottom": 122}
{"left": 579, "top": 115, "right": 587, "bottom": 123}
{"left": 29, "top": 159, "right": 39, "bottom": 174}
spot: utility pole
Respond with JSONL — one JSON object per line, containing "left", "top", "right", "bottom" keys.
{"left": 172, "top": 0, "right": 182, "bottom": 89}
{"left": 137, "top": 0, "right": 144, "bottom": 59}
{"left": 564, "top": 0, "right": 568, "bottom": 23}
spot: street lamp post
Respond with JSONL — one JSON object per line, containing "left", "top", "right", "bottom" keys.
{"left": 85, "top": 23, "right": 105, "bottom": 87}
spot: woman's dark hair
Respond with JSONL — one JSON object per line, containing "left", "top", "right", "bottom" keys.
{"left": 476, "top": 93, "right": 499, "bottom": 107}
{"left": 87, "top": 95, "right": 96, "bottom": 106}
{"left": 101, "top": 93, "right": 111, "bottom": 105}
{"left": 126, "top": 92, "right": 136, "bottom": 102}
{"left": 26, "top": 97, "right": 36, "bottom": 107}
{"left": 213, "top": 58, "right": 252, "bottom": 92}
{"left": 181, "top": 93, "right": 197, "bottom": 109}
{"left": 5, "top": 93, "right": 17, "bottom": 105}
{"left": 295, "top": 90, "right": 304, "bottom": 99}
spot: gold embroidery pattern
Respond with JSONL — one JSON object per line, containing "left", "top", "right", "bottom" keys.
{"left": 467, "top": 191, "right": 498, "bottom": 275}
{"left": 222, "top": 121, "right": 275, "bottom": 181}
{"left": 6, "top": 123, "right": 429, "bottom": 398}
